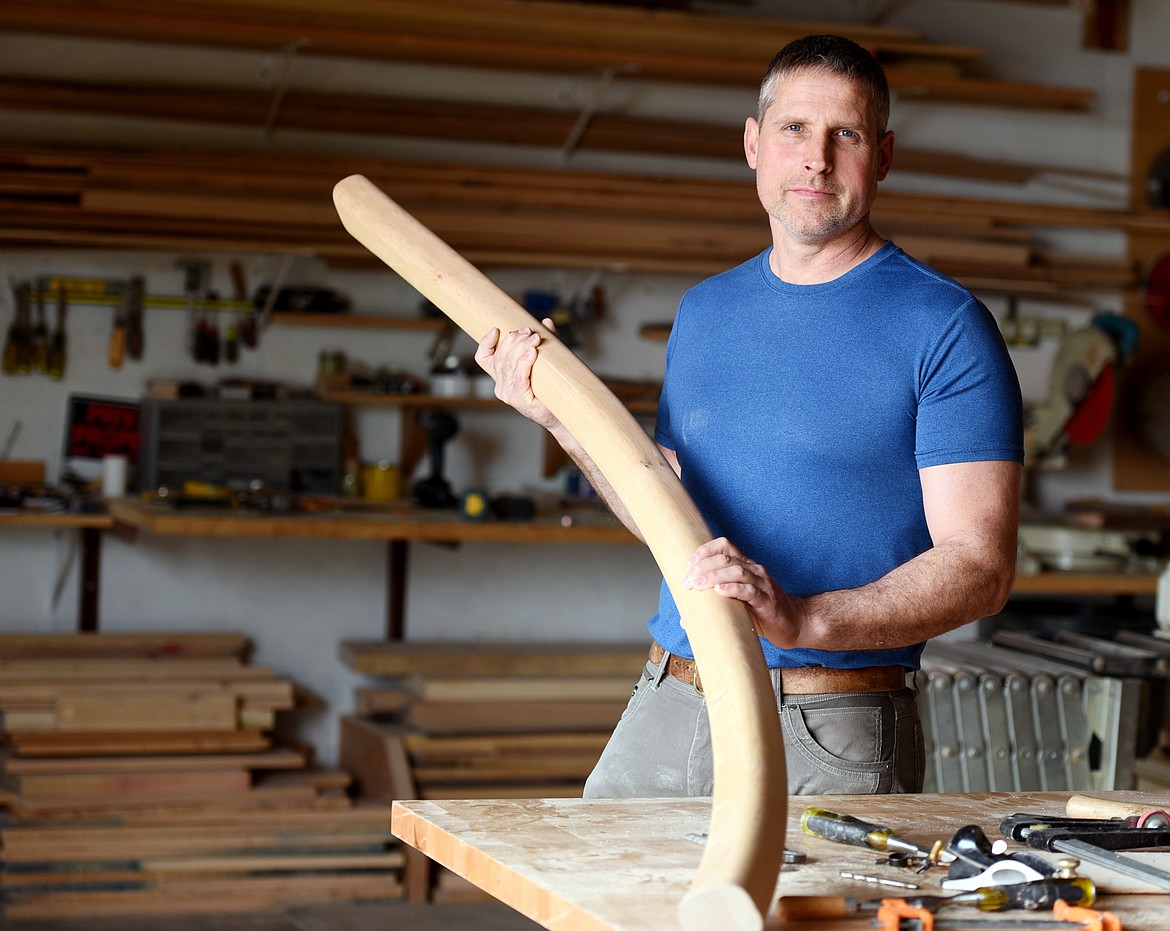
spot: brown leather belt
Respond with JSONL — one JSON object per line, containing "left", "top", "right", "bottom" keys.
{"left": 648, "top": 641, "right": 905, "bottom": 696}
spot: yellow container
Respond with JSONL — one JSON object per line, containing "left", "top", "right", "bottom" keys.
{"left": 362, "top": 461, "right": 401, "bottom": 502}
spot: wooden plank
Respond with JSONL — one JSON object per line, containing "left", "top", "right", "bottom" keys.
{"left": 0, "top": 678, "right": 294, "bottom": 707}
{"left": 0, "top": 657, "right": 272, "bottom": 681}
{"left": 0, "top": 140, "right": 1150, "bottom": 291}
{"left": 0, "top": 78, "right": 1115, "bottom": 175}
{"left": 0, "top": 747, "right": 305, "bottom": 775}
{"left": 0, "top": 767, "right": 251, "bottom": 800}
{"left": 5, "top": 729, "right": 271, "bottom": 757}
{"left": 404, "top": 732, "right": 611, "bottom": 761}
{"left": 3, "top": 873, "right": 403, "bottom": 918}
{"left": 0, "top": 780, "right": 328, "bottom": 818}
{"left": 401, "top": 701, "right": 624, "bottom": 739}
{"left": 340, "top": 640, "right": 647, "bottom": 679}
{"left": 0, "top": 0, "right": 1099, "bottom": 111}
{"left": 54, "top": 687, "right": 238, "bottom": 733}
{"left": 1, "top": 820, "right": 393, "bottom": 861}
{"left": 0, "top": 632, "right": 251, "bottom": 659}
{"left": 403, "top": 676, "right": 635, "bottom": 703}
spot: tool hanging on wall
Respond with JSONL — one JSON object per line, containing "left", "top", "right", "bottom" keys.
{"left": 233, "top": 261, "right": 259, "bottom": 350}
{"left": 107, "top": 281, "right": 128, "bottom": 369}
{"left": 179, "top": 258, "right": 210, "bottom": 363}
{"left": 2, "top": 282, "right": 22, "bottom": 376}
{"left": 30, "top": 281, "right": 49, "bottom": 374}
{"left": 47, "top": 284, "right": 66, "bottom": 379}
{"left": 125, "top": 275, "right": 145, "bottom": 361}
{"left": 1024, "top": 312, "right": 1139, "bottom": 468}
{"left": 202, "top": 291, "right": 221, "bottom": 365}
{"left": 3, "top": 280, "right": 33, "bottom": 376}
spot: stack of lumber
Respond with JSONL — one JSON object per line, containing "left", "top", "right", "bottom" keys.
{"left": 2, "top": 144, "right": 1157, "bottom": 293}
{"left": 338, "top": 639, "right": 646, "bottom": 901}
{"left": 0, "top": 633, "right": 402, "bottom": 919}
{"left": 0, "top": 0, "right": 1095, "bottom": 107}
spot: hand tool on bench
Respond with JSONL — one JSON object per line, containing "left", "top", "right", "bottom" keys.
{"left": 942, "top": 823, "right": 1056, "bottom": 890}
{"left": 778, "top": 875, "right": 1096, "bottom": 921}
{"left": 1000, "top": 813, "right": 1170, "bottom": 891}
{"left": 682, "top": 832, "right": 806, "bottom": 863}
{"left": 1066, "top": 795, "right": 1170, "bottom": 828}
{"left": 802, "top": 807, "right": 949, "bottom": 867}
{"left": 870, "top": 897, "right": 1120, "bottom": 931}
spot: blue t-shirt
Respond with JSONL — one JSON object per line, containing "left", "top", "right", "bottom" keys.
{"left": 650, "top": 243, "right": 1023, "bottom": 669}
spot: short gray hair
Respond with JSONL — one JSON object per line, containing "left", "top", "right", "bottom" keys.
{"left": 757, "top": 34, "right": 890, "bottom": 135}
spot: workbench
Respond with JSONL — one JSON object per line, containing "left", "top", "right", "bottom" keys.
{"left": 391, "top": 790, "right": 1168, "bottom": 930}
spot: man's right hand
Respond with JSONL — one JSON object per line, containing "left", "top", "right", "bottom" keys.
{"left": 474, "top": 320, "right": 560, "bottom": 431}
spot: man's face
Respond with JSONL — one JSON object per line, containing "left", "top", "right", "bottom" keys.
{"left": 744, "top": 68, "right": 894, "bottom": 247}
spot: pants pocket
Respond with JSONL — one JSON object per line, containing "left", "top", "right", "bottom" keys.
{"left": 781, "top": 698, "right": 894, "bottom": 795}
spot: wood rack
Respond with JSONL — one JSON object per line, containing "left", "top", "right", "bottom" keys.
{"left": 3, "top": 144, "right": 1162, "bottom": 296}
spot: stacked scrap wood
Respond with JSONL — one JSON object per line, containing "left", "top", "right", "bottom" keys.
{"left": 338, "top": 639, "right": 645, "bottom": 902}
{"left": 0, "top": 633, "right": 402, "bottom": 919}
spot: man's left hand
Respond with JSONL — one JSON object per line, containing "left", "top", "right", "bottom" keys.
{"left": 681, "top": 537, "right": 805, "bottom": 648}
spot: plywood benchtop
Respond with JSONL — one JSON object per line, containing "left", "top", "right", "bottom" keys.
{"left": 393, "top": 790, "right": 1170, "bottom": 930}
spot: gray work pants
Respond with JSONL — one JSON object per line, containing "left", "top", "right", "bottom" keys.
{"left": 583, "top": 652, "right": 924, "bottom": 798}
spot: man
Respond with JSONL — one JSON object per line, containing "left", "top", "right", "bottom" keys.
{"left": 475, "top": 34, "right": 1023, "bottom": 796}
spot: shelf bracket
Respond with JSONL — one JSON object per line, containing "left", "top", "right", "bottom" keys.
{"left": 561, "top": 64, "right": 637, "bottom": 162}
{"left": 262, "top": 37, "right": 311, "bottom": 139}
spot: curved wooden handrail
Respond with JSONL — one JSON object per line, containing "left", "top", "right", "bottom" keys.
{"left": 333, "top": 174, "right": 786, "bottom": 929}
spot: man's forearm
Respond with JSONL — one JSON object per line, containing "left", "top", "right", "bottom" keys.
{"left": 798, "top": 537, "right": 1016, "bottom": 653}
{"left": 548, "top": 421, "right": 645, "bottom": 542}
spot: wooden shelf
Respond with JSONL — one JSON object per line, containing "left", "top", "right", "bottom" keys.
{"left": 0, "top": 511, "right": 114, "bottom": 530}
{"left": 319, "top": 390, "right": 658, "bottom": 416}
{"left": 320, "top": 391, "right": 502, "bottom": 410}
{"left": 271, "top": 313, "right": 446, "bottom": 332}
{"left": 1009, "top": 570, "right": 1159, "bottom": 596}
{"left": 107, "top": 498, "right": 636, "bottom": 546}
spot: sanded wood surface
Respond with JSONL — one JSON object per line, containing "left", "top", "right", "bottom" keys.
{"left": 393, "top": 791, "right": 1170, "bottom": 931}
{"left": 334, "top": 175, "right": 786, "bottom": 926}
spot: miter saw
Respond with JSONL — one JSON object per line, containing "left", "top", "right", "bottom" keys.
{"left": 1024, "top": 312, "right": 1138, "bottom": 468}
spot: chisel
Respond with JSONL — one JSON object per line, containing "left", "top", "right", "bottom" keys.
{"left": 801, "top": 806, "right": 942, "bottom": 862}
{"left": 777, "top": 875, "right": 1095, "bottom": 921}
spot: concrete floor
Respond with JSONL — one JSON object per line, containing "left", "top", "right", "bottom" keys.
{"left": 4, "top": 900, "right": 544, "bottom": 931}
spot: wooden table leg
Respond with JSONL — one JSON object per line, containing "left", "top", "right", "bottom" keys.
{"left": 79, "top": 526, "right": 101, "bottom": 632}
{"left": 387, "top": 539, "right": 408, "bottom": 641}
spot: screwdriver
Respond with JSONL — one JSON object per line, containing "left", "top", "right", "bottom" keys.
{"left": 777, "top": 875, "right": 1096, "bottom": 921}
{"left": 801, "top": 806, "right": 942, "bottom": 861}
